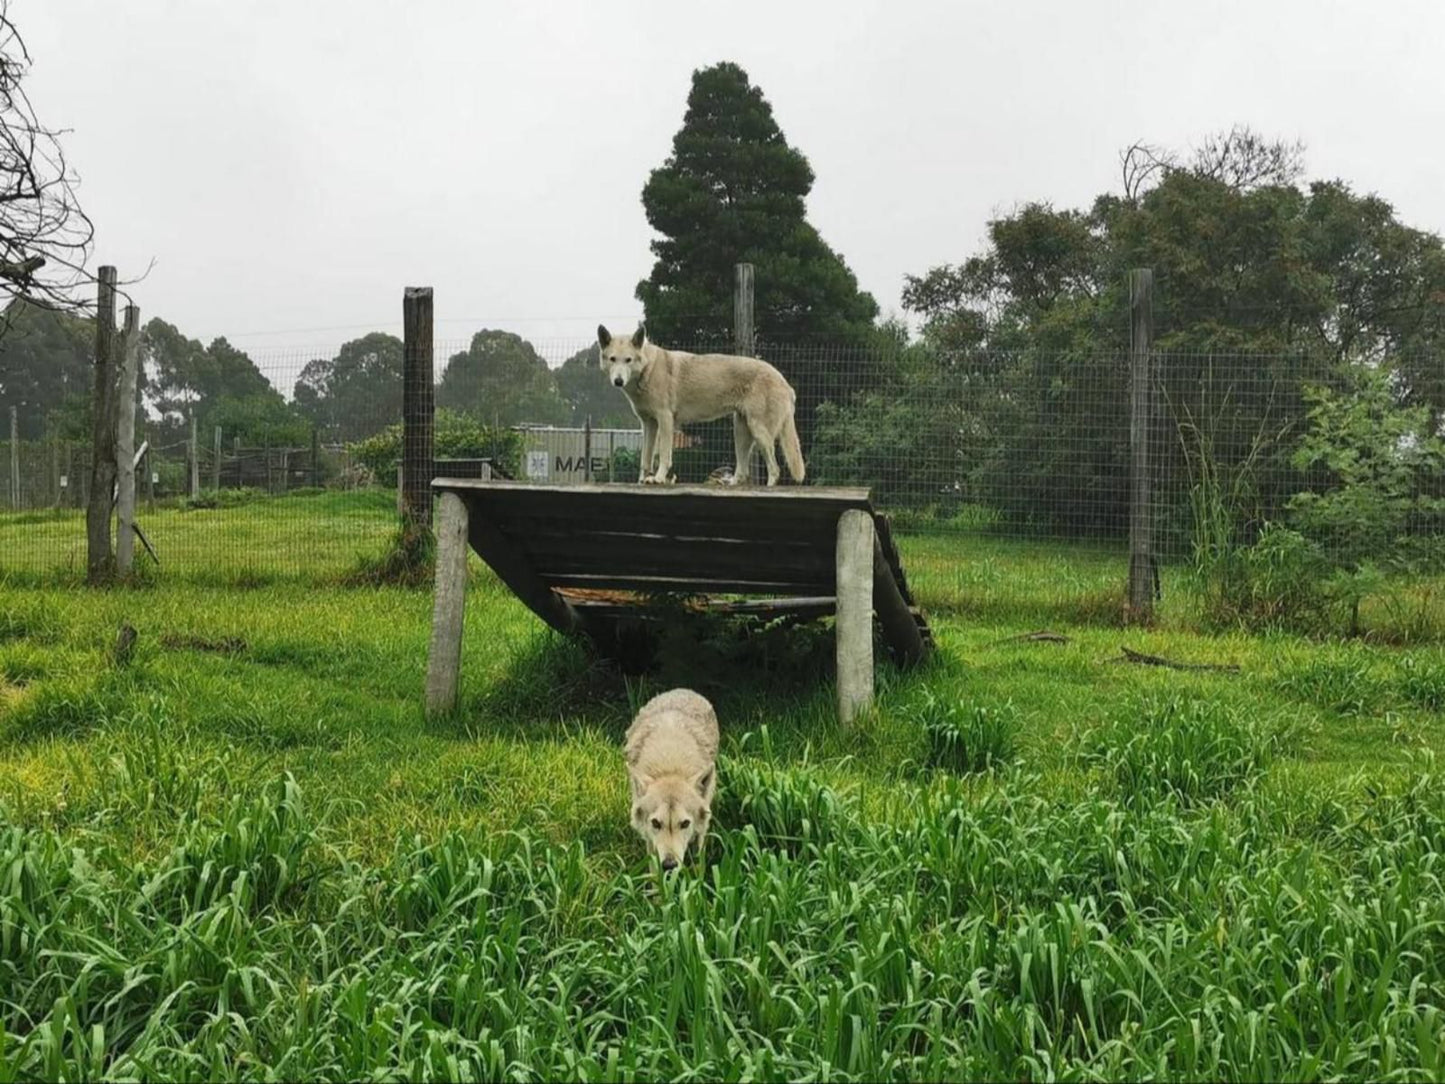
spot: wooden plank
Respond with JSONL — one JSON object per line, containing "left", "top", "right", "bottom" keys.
{"left": 426, "top": 491, "right": 469, "bottom": 716}
{"left": 434, "top": 478, "right": 870, "bottom": 503}
{"left": 521, "top": 536, "right": 833, "bottom": 580}
{"left": 490, "top": 511, "right": 842, "bottom": 547}
{"left": 468, "top": 514, "right": 584, "bottom": 637}
{"left": 835, "top": 509, "right": 874, "bottom": 725}
{"left": 541, "top": 572, "right": 830, "bottom": 595}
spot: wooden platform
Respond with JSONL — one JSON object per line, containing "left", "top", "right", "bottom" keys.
{"left": 423, "top": 480, "right": 934, "bottom": 722}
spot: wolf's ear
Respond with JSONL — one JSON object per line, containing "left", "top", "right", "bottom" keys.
{"left": 629, "top": 769, "right": 649, "bottom": 799}
{"left": 597, "top": 324, "right": 612, "bottom": 347}
{"left": 632, "top": 324, "right": 646, "bottom": 348}
{"left": 694, "top": 768, "right": 714, "bottom": 795}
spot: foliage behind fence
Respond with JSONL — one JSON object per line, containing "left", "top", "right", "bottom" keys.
{"left": 2, "top": 336, "right": 1442, "bottom": 604}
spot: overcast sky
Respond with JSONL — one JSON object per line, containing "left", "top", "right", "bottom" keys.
{"left": 22, "top": 0, "right": 1445, "bottom": 381}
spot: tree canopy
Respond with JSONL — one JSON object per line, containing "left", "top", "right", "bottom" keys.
{"left": 436, "top": 329, "right": 568, "bottom": 427}
{"left": 815, "top": 130, "right": 1445, "bottom": 537}
{"left": 293, "top": 332, "right": 404, "bottom": 442}
{"left": 636, "top": 61, "right": 878, "bottom": 348}
{"left": 0, "top": 299, "right": 92, "bottom": 439}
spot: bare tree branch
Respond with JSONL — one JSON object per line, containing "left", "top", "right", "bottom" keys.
{"left": 0, "top": 0, "right": 97, "bottom": 333}
{"left": 1119, "top": 140, "right": 1173, "bottom": 203}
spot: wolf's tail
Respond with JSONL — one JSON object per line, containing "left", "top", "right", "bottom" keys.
{"left": 780, "top": 411, "right": 806, "bottom": 483}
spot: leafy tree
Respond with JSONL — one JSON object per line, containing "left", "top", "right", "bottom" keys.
{"left": 206, "top": 395, "right": 310, "bottom": 448}
{"left": 293, "top": 332, "right": 403, "bottom": 441}
{"left": 893, "top": 129, "right": 1445, "bottom": 537}
{"left": 143, "top": 319, "right": 301, "bottom": 444}
{"left": 145, "top": 322, "right": 276, "bottom": 415}
{"left": 554, "top": 344, "right": 635, "bottom": 428}
{"left": 1288, "top": 367, "right": 1445, "bottom": 632}
{"left": 436, "top": 329, "right": 568, "bottom": 426}
{"left": 0, "top": 299, "right": 92, "bottom": 438}
{"left": 636, "top": 61, "right": 878, "bottom": 348}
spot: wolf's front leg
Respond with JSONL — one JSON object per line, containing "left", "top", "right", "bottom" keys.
{"left": 639, "top": 417, "right": 658, "bottom": 483}
{"left": 651, "top": 413, "right": 675, "bottom": 483}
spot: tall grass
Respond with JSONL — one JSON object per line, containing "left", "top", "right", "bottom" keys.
{"left": 5, "top": 752, "right": 1445, "bottom": 1079}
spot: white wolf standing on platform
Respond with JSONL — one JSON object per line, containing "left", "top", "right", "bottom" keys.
{"left": 625, "top": 688, "right": 720, "bottom": 871}
{"left": 598, "top": 324, "right": 805, "bottom": 486}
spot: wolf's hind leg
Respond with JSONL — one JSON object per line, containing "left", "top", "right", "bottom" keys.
{"left": 730, "top": 413, "right": 754, "bottom": 484}
{"left": 748, "top": 416, "right": 781, "bottom": 486}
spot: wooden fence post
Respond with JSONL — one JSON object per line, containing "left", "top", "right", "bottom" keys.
{"left": 188, "top": 413, "right": 200, "bottom": 498}
{"left": 114, "top": 305, "right": 141, "bottom": 575}
{"left": 86, "top": 266, "right": 118, "bottom": 582}
{"left": 425, "top": 490, "right": 470, "bottom": 715}
{"left": 734, "top": 263, "right": 757, "bottom": 482}
{"left": 733, "top": 262, "right": 755, "bottom": 358}
{"left": 311, "top": 426, "right": 320, "bottom": 487}
{"left": 212, "top": 426, "right": 222, "bottom": 491}
{"left": 1127, "top": 268, "right": 1155, "bottom": 622}
{"left": 8, "top": 405, "right": 17, "bottom": 510}
{"left": 402, "top": 286, "right": 435, "bottom": 528}
{"left": 835, "top": 508, "right": 875, "bottom": 725}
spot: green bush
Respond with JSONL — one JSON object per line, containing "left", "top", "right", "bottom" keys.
{"left": 1196, "top": 522, "right": 1331, "bottom": 632}
{"left": 347, "top": 409, "right": 522, "bottom": 480}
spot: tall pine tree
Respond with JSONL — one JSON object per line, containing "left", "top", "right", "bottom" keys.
{"left": 636, "top": 62, "right": 878, "bottom": 348}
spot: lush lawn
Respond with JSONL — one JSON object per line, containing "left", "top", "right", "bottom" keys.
{"left": 0, "top": 488, "right": 399, "bottom": 585}
{"left": 3, "top": 495, "right": 1445, "bottom": 1078}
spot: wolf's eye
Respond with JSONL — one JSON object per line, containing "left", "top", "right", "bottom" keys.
{"left": 609, "top": 355, "right": 616, "bottom": 362}
{"left": 650, "top": 818, "right": 662, "bottom": 830}
{"left": 679, "top": 819, "right": 691, "bottom": 830}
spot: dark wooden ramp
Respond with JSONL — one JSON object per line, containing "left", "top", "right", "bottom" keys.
{"left": 431, "top": 480, "right": 932, "bottom": 659}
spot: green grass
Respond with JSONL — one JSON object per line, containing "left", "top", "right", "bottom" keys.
{"left": 4, "top": 494, "right": 1445, "bottom": 1078}
{"left": 0, "top": 488, "right": 398, "bottom": 585}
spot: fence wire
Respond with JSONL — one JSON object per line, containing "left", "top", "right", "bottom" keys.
{"left": 1, "top": 335, "right": 1442, "bottom": 591}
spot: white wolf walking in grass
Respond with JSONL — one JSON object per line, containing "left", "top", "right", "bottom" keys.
{"left": 598, "top": 323, "right": 805, "bottom": 486}
{"left": 625, "top": 688, "right": 719, "bottom": 871}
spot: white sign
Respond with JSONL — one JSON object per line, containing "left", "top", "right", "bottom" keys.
{"left": 526, "top": 450, "right": 550, "bottom": 479}
{"left": 151, "top": 473, "right": 160, "bottom": 485}
{"left": 59, "top": 475, "right": 68, "bottom": 488}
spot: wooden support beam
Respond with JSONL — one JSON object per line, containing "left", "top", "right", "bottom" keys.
{"left": 835, "top": 508, "right": 874, "bottom": 725}
{"left": 873, "top": 531, "right": 926, "bottom": 665}
{"left": 463, "top": 495, "right": 584, "bottom": 638}
{"left": 426, "top": 491, "right": 470, "bottom": 716}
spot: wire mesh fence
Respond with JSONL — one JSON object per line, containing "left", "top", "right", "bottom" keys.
{"left": 1, "top": 331, "right": 1442, "bottom": 598}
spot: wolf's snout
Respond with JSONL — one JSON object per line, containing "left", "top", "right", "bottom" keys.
{"left": 613, "top": 375, "right": 625, "bottom": 387}
{"left": 661, "top": 857, "right": 678, "bottom": 872}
